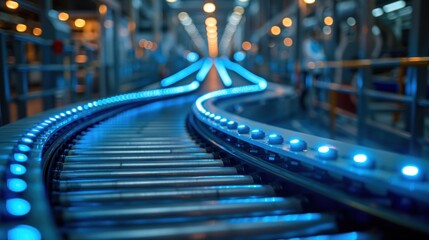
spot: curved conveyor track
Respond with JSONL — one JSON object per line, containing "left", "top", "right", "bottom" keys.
{"left": 48, "top": 98, "right": 338, "bottom": 240}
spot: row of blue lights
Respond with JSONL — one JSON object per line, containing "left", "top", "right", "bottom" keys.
{"left": 160, "top": 58, "right": 205, "bottom": 87}
{"left": 3, "top": 66, "right": 205, "bottom": 239}
{"left": 196, "top": 58, "right": 213, "bottom": 82}
{"left": 214, "top": 58, "right": 233, "bottom": 87}
{"left": 195, "top": 58, "right": 424, "bottom": 183}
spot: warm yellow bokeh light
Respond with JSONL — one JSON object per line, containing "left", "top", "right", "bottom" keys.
{"left": 304, "top": 0, "right": 316, "bottom": 4}
{"left": 203, "top": 2, "right": 216, "bottom": 13}
{"left": 282, "top": 17, "right": 292, "bottom": 27}
{"left": 74, "top": 18, "right": 86, "bottom": 28}
{"left": 205, "top": 17, "right": 217, "bottom": 26}
{"left": 6, "top": 0, "right": 19, "bottom": 9}
{"left": 206, "top": 26, "right": 217, "bottom": 33}
{"left": 233, "top": 6, "right": 245, "bottom": 15}
{"left": 58, "top": 12, "right": 69, "bottom": 21}
{"left": 270, "top": 26, "right": 281, "bottom": 36}
{"left": 16, "top": 24, "right": 27, "bottom": 32}
{"left": 242, "top": 41, "right": 252, "bottom": 51}
{"left": 99, "top": 4, "right": 107, "bottom": 14}
{"left": 283, "top": 37, "right": 293, "bottom": 47}
{"left": 33, "top": 27, "right": 42, "bottom": 36}
{"left": 324, "top": 16, "right": 333, "bottom": 26}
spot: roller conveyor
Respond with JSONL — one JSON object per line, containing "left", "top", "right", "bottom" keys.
{"left": 1, "top": 59, "right": 428, "bottom": 239}
{"left": 49, "top": 100, "right": 339, "bottom": 239}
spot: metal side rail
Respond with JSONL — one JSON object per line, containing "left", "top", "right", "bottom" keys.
{"left": 190, "top": 58, "right": 429, "bottom": 238}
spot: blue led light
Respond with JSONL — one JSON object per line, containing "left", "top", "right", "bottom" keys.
{"left": 289, "top": 139, "right": 307, "bottom": 152}
{"left": 402, "top": 165, "right": 419, "bottom": 176}
{"left": 6, "top": 198, "right": 31, "bottom": 216}
{"left": 55, "top": 115, "right": 60, "bottom": 119}
{"left": 44, "top": 120, "right": 51, "bottom": 124}
{"left": 161, "top": 59, "right": 204, "bottom": 87}
{"left": 209, "top": 113, "right": 216, "bottom": 119}
{"left": 352, "top": 154, "right": 373, "bottom": 168}
{"left": 233, "top": 51, "right": 246, "bottom": 62}
{"left": 49, "top": 117, "right": 56, "bottom": 121}
{"left": 83, "top": 105, "right": 89, "bottom": 110}
{"left": 60, "top": 113, "right": 66, "bottom": 117}
{"left": 72, "top": 108, "right": 77, "bottom": 113}
{"left": 10, "top": 164, "right": 27, "bottom": 175}
{"left": 251, "top": 129, "right": 265, "bottom": 139}
{"left": 77, "top": 106, "right": 83, "bottom": 111}
{"left": 186, "top": 52, "right": 199, "bottom": 62}
{"left": 268, "top": 134, "right": 283, "bottom": 145}
{"left": 17, "top": 144, "right": 31, "bottom": 152}
{"left": 196, "top": 58, "right": 213, "bottom": 81}
{"left": 21, "top": 138, "right": 33, "bottom": 144}
{"left": 220, "top": 118, "right": 228, "bottom": 126}
{"left": 26, "top": 133, "right": 35, "bottom": 137}
{"left": 7, "top": 178, "right": 27, "bottom": 192}
{"left": 30, "top": 129, "right": 40, "bottom": 133}
{"left": 41, "top": 122, "right": 49, "bottom": 126}
{"left": 214, "top": 59, "right": 233, "bottom": 87}
{"left": 401, "top": 165, "right": 423, "bottom": 181}
{"left": 204, "top": 112, "right": 211, "bottom": 117}
{"left": 88, "top": 103, "right": 93, "bottom": 108}
{"left": 237, "top": 125, "right": 250, "bottom": 134}
{"left": 66, "top": 110, "right": 71, "bottom": 115}
{"left": 317, "top": 146, "right": 338, "bottom": 160}
{"left": 227, "top": 121, "right": 238, "bottom": 129}
{"left": 8, "top": 225, "right": 41, "bottom": 240}
{"left": 214, "top": 116, "right": 222, "bottom": 122}
{"left": 36, "top": 125, "right": 44, "bottom": 129}
{"left": 14, "top": 153, "right": 28, "bottom": 162}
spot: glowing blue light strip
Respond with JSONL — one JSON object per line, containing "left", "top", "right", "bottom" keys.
{"left": 214, "top": 59, "right": 233, "bottom": 87}
{"left": 221, "top": 57, "right": 267, "bottom": 89}
{"left": 196, "top": 58, "right": 213, "bottom": 81}
{"left": 160, "top": 59, "right": 205, "bottom": 87}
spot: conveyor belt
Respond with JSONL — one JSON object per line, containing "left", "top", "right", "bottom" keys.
{"left": 2, "top": 59, "right": 428, "bottom": 239}
{"left": 48, "top": 98, "right": 344, "bottom": 240}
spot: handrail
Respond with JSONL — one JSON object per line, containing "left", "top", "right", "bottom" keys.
{"left": 309, "top": 57, "right": 429, "bottom": 69}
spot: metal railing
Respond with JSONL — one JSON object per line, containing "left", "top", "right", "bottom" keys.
{"left": 0, "top": 30, "right": 81, "bottom": 125}
{"left": 305, "top": 57, "right": 429, "bottom": 155}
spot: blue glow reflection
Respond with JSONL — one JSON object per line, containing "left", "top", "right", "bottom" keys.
{"left": 7, "top": 178, "right": 28, "bottom": 192}
{"left": 6, "top": 198, "right": 31, "bottom": 216}
{"left": 14, "top": 153, "right": 28, "bottom": 162}
{"left": 8, "top": 225, "right": 41, "bottom": 240}
{"left": 161, "top": 59, "right": 204, "bottom": 87}
{"left": 214, "top": 59, "right": 233, "bottom": 87}
{"left": 10, "top": 164, "right": 27, "bottom": 175}
{"left": 196, "top": 58, "right": 213, "bottom": 81}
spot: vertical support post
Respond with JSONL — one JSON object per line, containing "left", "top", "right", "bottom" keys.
{"left": 356, "top": 0, "right": 375, "bottom": 144}
{"left": 293, "top": 0, "right": 303, "bottom": 90}
{"left": 14, "top": 40, "right": 29, "bottom": 119}
{"left": 408, "top": 0, "right": 429, "bottom": 155}
{"left": 98, "top": 5, "right": 107, "bottom": 98}
{"left": 0, "top": 32, "right": 11, "bottom": 125}
{"left": 112, "top": 7, "right": 121, "bottom": 95}
{"left": 41, "top": 0, "right": 55, "bottom": 110}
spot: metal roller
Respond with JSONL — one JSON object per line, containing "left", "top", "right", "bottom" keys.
{"left": 54, "top": 185, "right": 277, "bottom": 204}
{"left": 53, "top": 175, "right": 255, "bottom": 191}
{"left": 48, "top": 98, "right": 343, "bottom": 239}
